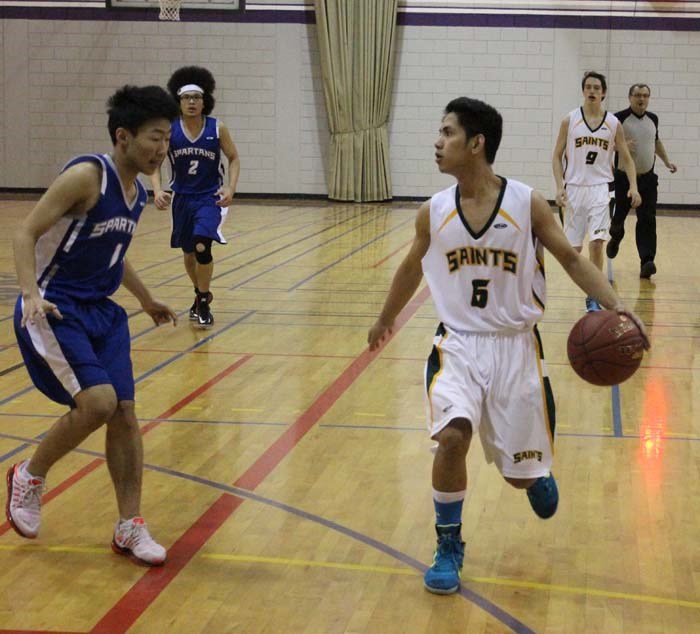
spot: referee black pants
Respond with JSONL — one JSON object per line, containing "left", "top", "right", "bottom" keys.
{"left": 610, "top": 169, "right": 659, "bottom": 265}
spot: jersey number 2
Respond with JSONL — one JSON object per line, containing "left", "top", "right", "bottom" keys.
{"left": 188, "top": 160, "right": 199, "bottom": 175}
{"left": 471, "top": 279, "right": 490, "bottom": 308}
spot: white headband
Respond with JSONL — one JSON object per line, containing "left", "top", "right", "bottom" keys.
{"left": 177, "top": 84, "right": 204, "bottom": 96}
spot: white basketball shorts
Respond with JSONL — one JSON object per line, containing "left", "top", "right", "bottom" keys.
{"left": 563, "top": 183, "right": 611, "bottom": 247}
{"left": 424, "top": 323, "right": 555, "bottom": 479}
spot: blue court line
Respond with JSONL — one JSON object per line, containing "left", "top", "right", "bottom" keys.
{"left": 606, "top": 256, "right": 624, "bottom": 437}
{"left": 0, "top": 308, "right": 187, "bottom": 406}
{"left": 0, "top": 431, "right": 535, "bottom": 634}
{"left": 611, "top": 385, "right": 624, "bottom": 437}
{"left": 0, "top": 306, "right": 187, "bottom": 358}
{"left": 0, "top": 206, "right": 312, "bottom": 321}
{"left": 0, "top": 430, "right": 47, "bottom": 463}
{"left": 0, "top": 310, "right": 255, "bottom": 407}
{"left": 135, "top": 205, "right": 303, "bottom": 275}
{"left": 154, "top": 207, "right": 382, "bottom": 289}
{"left": 288, "top": 215, "right": 415, "bottom": 291}
{"left": 130, "top": 310, "right": 256, "bottom": 385}
{"left": 227, "top": 212, "right": 392, "bottom": 291}
{"left": 143, "top": 207, "right": 319, "bottom": 283}
{"left": 0, "top": 442, "right": 35, "bottom": 464}
{"left": 4, "top": 416, "right": 696, "bottom": 443}
{"left": 0, "top": 413, "right": 287, "bottom": 426}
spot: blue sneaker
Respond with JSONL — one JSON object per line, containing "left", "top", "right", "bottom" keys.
{"left": 585, "top": 297, "right": 601, "bottom": 312}
{"left": 526, "top": 473, "right": 559, "bottom": 519}
{"left": 423, "top": 525, "right": 465, "bottom": 594}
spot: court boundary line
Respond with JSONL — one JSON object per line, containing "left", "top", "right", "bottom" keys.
{"left": 0, "top": 354, "right": 254, "bottom": 539}
{"left": 85, "top": 285, "right": 533, "bottom": 634}
{"left": 2, "top": 452, "right": 699, "bottom": 613}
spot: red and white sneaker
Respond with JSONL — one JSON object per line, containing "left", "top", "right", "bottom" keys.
{"left": 111, "top": 517, "right": 166, "bottom": 566}
{"left": 5, "top": 461, "right": 45, "bottom": 539}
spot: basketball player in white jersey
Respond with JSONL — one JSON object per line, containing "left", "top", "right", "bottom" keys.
{"left": 552, "top": 71, "right": 641, "bottom": 312}
{"left": 367, "top": 97, "right": 649, "bottom": 596}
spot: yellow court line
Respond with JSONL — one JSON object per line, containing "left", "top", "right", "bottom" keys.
{"left": 202, "top": 554, "right": 700, "bottom": 610}
{"left": 660, "top": 431, "right": 700, "bottom": 440}
{"left": 201, "top": 553, "right": 415, "bottom": 576}
{"left": 463, "top": 575, "right": 700, "bottom": 610}
{"left": 3, "top": 546, "right": 698, "bottom": 610}
{"left": 229, "top": 408, "right": 264, "bottom": 412}
{"left": 354, "top": 412, "right": 387, "bottom": 418}
{"left": 0, "top": 544, "right": 107, "bottom": 554}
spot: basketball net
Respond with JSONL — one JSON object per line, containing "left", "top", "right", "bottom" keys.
{"left": 159, "top": 0, "right": 180, "bottom": 21}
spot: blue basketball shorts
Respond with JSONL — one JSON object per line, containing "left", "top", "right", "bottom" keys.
{"left": 14, "top": 295, "right": 135, "bottom": 407}
{"left": 171, "top": 192, "right": 228, "bottom": 252}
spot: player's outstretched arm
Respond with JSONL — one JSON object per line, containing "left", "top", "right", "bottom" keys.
{"left": 14, "top": 162, "right": 101, "bottom": 326}
{"left": 367, "top": 201, "right": 431, "bottom": 351}
{"left": 121, "top": 259, "right": 177, "bottom": 327}
{"left": 531, "top": 191, "right": 650, "bottom": 348}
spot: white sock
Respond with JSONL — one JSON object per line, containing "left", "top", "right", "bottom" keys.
{"left": 20, "top": 461, "right": 42, "bottom": 480}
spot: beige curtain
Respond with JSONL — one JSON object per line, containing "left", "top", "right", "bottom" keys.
{"left": 314, "top": 0, "right": 398, "bottom": 202}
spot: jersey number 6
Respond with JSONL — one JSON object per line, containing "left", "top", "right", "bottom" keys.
{"left": 471, "top": 279, "right": 490, "bottom": 308}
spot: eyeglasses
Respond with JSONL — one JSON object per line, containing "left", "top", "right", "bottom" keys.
{"left": 180, "top": 94, "right": 203, "bottom": 102}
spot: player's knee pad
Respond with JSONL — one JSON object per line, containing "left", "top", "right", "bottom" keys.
{"left": 194, "top": 237, "right": 213, "bottom": 264}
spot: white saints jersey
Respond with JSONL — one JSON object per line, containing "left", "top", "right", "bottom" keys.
{"left": 421, "top": 178, "right": 546, "bottom": 333}
{"left": 563, "top": 107, "right": 618, "bottom": 186}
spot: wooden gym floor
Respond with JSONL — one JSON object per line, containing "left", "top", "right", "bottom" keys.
{"left": 0, "top": 196, "right": 698, "bottom": 634}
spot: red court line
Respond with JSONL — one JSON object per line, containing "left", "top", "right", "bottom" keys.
{"left": 89, "top": 286, "right": 431, "bottom": 634}
{"left": 372, "top": 238, "right": 413, "bottom": 268}
{"left": 0, "top": 355, "right": 253, "bottom": 539}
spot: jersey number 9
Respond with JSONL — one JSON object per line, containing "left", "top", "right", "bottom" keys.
{"left": 585, "top": 151, "right": 598, "bottom": 165}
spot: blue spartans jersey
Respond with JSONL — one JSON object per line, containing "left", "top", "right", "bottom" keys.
{"left": 35, "top": 154, "right": 146, "bottom": 303}
{"left": 563, "top": 107, "right": 618, "bottom": 186}
{"left": 168, "top": 116, "right": 223, "bottom": 195}
{"left": 421, "top": 178, "right": 546, "bottom": 333}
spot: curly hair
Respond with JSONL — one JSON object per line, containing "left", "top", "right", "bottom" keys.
{"left": 167, "top": 66, "right": 216, "bottom": 116}
{"left": 107, "top": 85, "right": 179, "bottom": 145}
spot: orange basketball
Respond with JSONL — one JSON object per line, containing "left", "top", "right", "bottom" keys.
{"left": 567, "top": 310, "right": 645, "bottom": 386}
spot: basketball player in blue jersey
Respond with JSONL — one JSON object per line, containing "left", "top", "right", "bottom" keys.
{"left": 6, "top": 85, "right": 180, "bottom": 567}
{"left": 150, "top": 66, "right": 241, "bottom": 329}
{"left": 368, "top": 97, "right": 650, "bottom": 595}
{"left": 552, "top": 71, "right": 641, "bottom": 312}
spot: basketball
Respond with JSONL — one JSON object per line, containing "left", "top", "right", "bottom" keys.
{"left": 567, "top": 310, "right": 645, "bottom": 386}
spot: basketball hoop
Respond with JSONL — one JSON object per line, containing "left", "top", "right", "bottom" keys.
{"left": 159, "top": 0, "right": 180, "bottom": 21}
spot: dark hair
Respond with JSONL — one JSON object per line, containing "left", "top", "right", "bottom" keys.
{"left": 444, "top": 97, "right": 503, "bottom": 164}
{"left": 581, "top": 71, "right": 607, "bottom": 94}
{"left": 628, "top": 83, "right": 651, "bottom": 97}
{"left": 107, "top": 85, "right": 179, "bottom": 145}
{"left": 167, "top": 66, "right": 217, "bottom": 116}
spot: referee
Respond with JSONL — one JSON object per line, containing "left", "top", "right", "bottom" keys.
{"left": 607, "top": 83, "right": 677, "bottom": 278}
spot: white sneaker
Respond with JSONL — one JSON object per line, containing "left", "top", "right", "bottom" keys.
{"left": 111, "top": 517, "right": 166, "bottom": 566}
{"left": 5, "top": 461, "right": 45, "bottom": 539}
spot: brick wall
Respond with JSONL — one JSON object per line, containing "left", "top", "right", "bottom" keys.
{"left": 1, "top": 15, "right": 698, "bottom": 203}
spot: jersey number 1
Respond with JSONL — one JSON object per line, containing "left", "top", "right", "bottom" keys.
{"left": 109, "top": 243, "right": 123, "bottom": 269}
